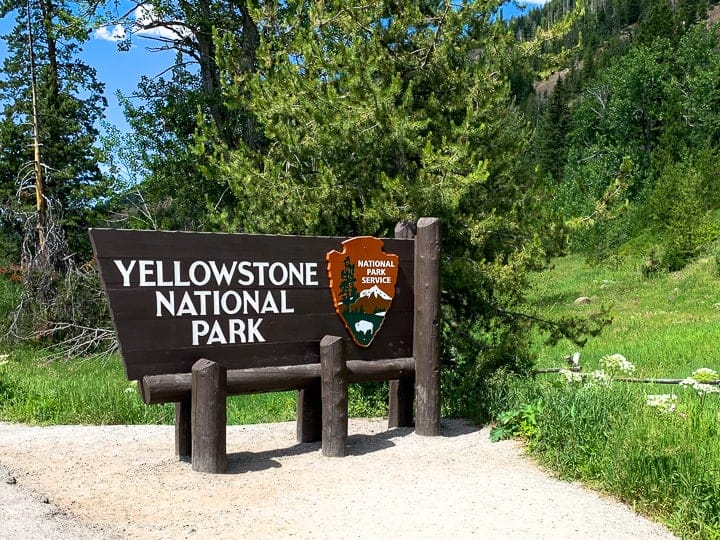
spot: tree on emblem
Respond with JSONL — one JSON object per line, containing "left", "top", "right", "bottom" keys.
{"left": 339, "top": 256, "right": 358, "bottom": 311}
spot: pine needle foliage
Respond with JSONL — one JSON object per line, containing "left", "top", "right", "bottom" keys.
{"left": 195, "top": 0, "right": 604, "bottom": 416}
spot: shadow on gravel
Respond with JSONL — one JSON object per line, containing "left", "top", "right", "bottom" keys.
{"left": 439, "top": 419, "right": 483, "bottom": 438}
{"left": 226, "top": 426, "right": 411, "bottom": 472}
{"left": 225, "top": 419, "right": 481, "bottom": 473}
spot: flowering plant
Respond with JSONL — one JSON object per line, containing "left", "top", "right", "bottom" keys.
{"left": 646, "top": 394, "right": 677, "bottom": 413}
{"left": 679, "top": 368, "right": 720, "bottom": 396}
{"left": 600, "top": 353, "right": 636, "bottom": 376}
{"left": 558, "top": 368, "right": 583, "bottom": 384}
{"left": 588, "top": 369, "right": 613, "bottom": 387}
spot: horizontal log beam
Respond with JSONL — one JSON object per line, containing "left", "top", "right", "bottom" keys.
{"left": 138, "top": 358, "right": 415, "bottom": 405}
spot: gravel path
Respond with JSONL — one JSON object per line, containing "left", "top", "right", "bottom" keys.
{"left": 0, "top": 418, "right": 676, "bottom": 539}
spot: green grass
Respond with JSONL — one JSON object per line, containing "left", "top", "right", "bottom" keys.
{"left": 0, "top": 346, "right": 296, "bottom": 425}
{"left": 496, "top": 254, "right": 720, "bottom": 538}
{"left": 528, "top": 254, "right": 720, "bottom": 378}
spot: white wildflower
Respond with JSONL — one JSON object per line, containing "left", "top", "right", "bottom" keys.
{"left": 600, "top": 353, "right": 636, "bottom": 376}
{"left": 587, "top": 369, "right": 613, "bottom": 387}
{"left": 646, "top": 394, "right": 677, "bottom": 413}
{"left": 679, "top": 372, "right": 720, "bottom": 396}
{"left": 0, "top": 354, "right": 8, "bottom": 366}
{"left": 690, "top": 368, "right": 719, "bottom": 383}
{"left": 559, "top": 369, "right": 583, "bottom": 384}
{"left": 691, "top": 383, "right": 720, "bottom": 396}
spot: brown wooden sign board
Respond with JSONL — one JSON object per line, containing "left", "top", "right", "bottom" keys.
{"left": 90, "top": 229, "right": 414, "bottom": 380}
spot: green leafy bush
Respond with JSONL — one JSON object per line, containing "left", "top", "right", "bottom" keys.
{"left": 489, "top": 398, "right": 543, "bottom": 442}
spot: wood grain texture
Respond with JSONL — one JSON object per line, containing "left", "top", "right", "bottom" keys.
{"left": 191, "top": 359, "right": 227, "bottom": 473}
{"left": 139, "top": 358, "right": 415, "bottom": 405}
{"left": 296, "top": 381, "right": 322, "bottom": 443}
{"left": 413, "top": 218, "right": 441, "bottom": 436}
{"left": 321, "top": 336, "right": 347, "bottom": 457}
{"left": 174, "top": 400, "right": 191, "bottom": 458}
{"left": 389, "top": 221, "right": 417, "bottom": 428}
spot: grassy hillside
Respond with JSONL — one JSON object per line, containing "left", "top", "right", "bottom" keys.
{"left": 528, "top": 254, "right": 720, "bottom": 378}
{"left": 496, "top": 255, "right": 720, "bottom": 538}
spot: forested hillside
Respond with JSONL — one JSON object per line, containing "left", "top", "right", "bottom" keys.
{"left": 515, "top": 0, "right": 720, "bottom": 272}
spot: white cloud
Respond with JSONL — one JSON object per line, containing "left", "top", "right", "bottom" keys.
{"left": 132, "top": 4, "right": 193, "bottom": 41}
{"left": 94, "top": 24, "right": 126, "bottom": 42}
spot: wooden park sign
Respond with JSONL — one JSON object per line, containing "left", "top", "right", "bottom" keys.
{"left": 90, "top": 218, "right": 440, "bottom": 473}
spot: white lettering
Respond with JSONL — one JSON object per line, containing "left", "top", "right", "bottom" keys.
{"left": 173, "top": 261, "right": 190, "bottom": 286}
{"left": 195, "top": 290, "right": 211, "bottom": 316}
{"left": 209, "top": 260, "right": 237, "bottom": 286}
{"left": 156, "top": 290, "right": 175, "bottom": 316}
{"left": 206, "top": 320, "right": 226, "bottom": 344}
{"left": 288, "top": 263, "right": 304, "bottom": 285}
{"left": 138, "top": 260, "right": 155, "bottom": 286}
{"left": 189, "top": 261, "right": 211, "bottom": 286}
{"left": 280, "top": 290, "right": 294, "bottom": 313}
{"left": 269, "top": 262, "right": 288, "bottom": 286}
{"left": 237, "top": 261, "right": 254, "bottom": 286}
{"left": 114, "top": 259, "right": 136, "bottom": 287}
{"left": 306, "top": 263, "right": 319, "bottom": 286}
{"left": 248, "top": 318, "right": 265, "bottom": 342}
{"left": 243, "top": 290, "right": 259, "bottom": 314}
{"left": 156, "top": 261, "right": 173, "bottom": 286}
{"left": 221, "top": 290, "right": 242, "bottom": 315}
{"left": 190, "top": 318, "right": 265, "bottom": 345}
{"left": 176, "top": 292, "right": 198, "bottom": 316}
{"left": 357, "top": 260, "right": 395, "bottom": 268}
{"left": 254, "top": 262, "right": 269, "bottom": 286}
{"left": 361, "top": 276, "right": 392, "bottom": 284}
{"left": 229, "top": 319, "right": 245, "bottom": 343}
{"left": 192, "top": 320, "right": 210, "bottom": 345}
{"left": 261, "top": 291, "right": 279, "bottom": 313}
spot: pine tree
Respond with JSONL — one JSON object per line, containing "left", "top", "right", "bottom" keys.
{"left": 0, "top": 0, "right": 107, "bottom": 262}
{"left": 339, "top": 257, "right": 358, "bottom": 309}
{"left": 107, "top": 0, "right": 262, "bottom": 230}
{"left": 195, "top": 0, "right": 597, "bottom": 415}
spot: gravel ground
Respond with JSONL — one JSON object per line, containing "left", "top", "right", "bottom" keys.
{"left": 0, "top": 418, "right": 676, "bottom": 539}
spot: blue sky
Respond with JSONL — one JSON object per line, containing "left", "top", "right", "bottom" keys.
{"left": 1, "top": 1, "right": 549, "bottom": 135}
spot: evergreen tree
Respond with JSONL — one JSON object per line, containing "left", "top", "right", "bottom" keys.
{"left": 195, "top": 0, "right": 604, "bottom": 416}
{"left": 0, "top": 0, "right": 107, "bottom": 262}
{"left": 339, "top": 257, "right": 358, "bottom": 308}
{"left": 107, "top": 0, "right": 262, "bottom": 230}
{"left": 535, "top": 77, "right": 572, "bottom": 181}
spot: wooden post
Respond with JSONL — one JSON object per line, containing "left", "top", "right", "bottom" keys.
{"left": 174, "top": 399, "right": 191, "bottom": 458}
{"left": 414, "top": 217, "right": 441, "bottom": 436}
{"left": 389, "top": 221, "right": 417, "bottom": 428}
{"left": 191, "top": 359, "right": 227, "bottom": 473}
{"left": 296, "top": 380, "right": 322, "bottom": 443}
{"left": 320, "top": 335, "right": 347, "bottom": 457}
{"left": 388, "top": 375, "right": 415, "bottom": 428}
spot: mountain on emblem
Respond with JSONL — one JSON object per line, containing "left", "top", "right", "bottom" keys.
{"left": 326, "top": 236, "right": 399, "bottom": 347}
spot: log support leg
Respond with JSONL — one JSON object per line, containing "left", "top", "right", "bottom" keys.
{"left": 191, "top": 359, "right": 227, "bottom": 473}
{"left": 388, "top": 375, "right": 415, "bottom": 428}
{"left": 414, "top": 217, "right": 441, "bottom": 436}
{"left": 321, "top": 336, "right": 347, "bottom": 457}
{"left": 175, "top": 399, "right": 192, "bottom": 458}
{"left": 296, "top": 380, "right": 322, "bottom": 443}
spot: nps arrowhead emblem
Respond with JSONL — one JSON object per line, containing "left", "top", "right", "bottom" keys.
{"left": 326, "top": 237, "right": 399, "bottom": 347}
